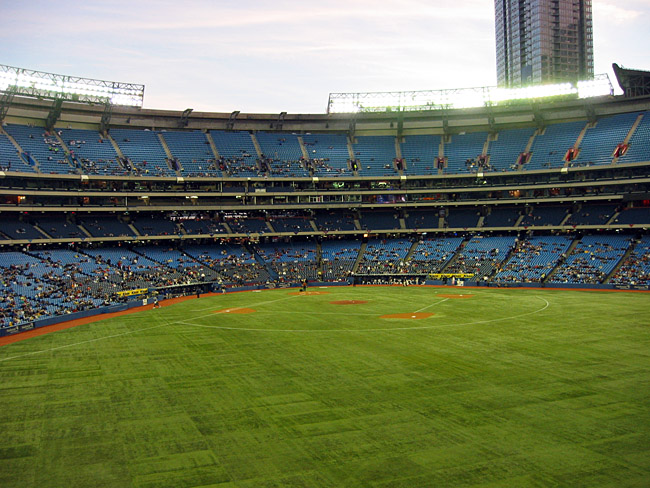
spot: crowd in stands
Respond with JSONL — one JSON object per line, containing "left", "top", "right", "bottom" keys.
{"left": 610, "top": 236, "right": 650, "bottom": 285}
{"left": 493, "top": 236, "right": 571, "bottom": 283}
{"left": 550, "top": 236, "right": 631, "bottom": 284}
{"left": 356, "top": 239, "right": 412, "bottom": 275}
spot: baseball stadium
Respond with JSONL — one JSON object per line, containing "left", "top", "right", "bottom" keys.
{"left": 0, "top": 52, "right": 649, "bottom": 488}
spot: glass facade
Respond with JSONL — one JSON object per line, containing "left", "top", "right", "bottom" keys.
{"left": 495, "top": 0, "right": 594, "bottom": 87}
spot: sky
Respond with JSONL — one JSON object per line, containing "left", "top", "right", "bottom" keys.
{"left": 1, "top": 0, "right": 648, "bottom": 114}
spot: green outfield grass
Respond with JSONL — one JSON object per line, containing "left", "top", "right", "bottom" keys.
{"left": 0, "top": 286, "right": 649, "bottom": 487}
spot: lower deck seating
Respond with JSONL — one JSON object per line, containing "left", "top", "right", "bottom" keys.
{"left": 494, "top": 236, "right": 572, "bottom": 282}
{"left": 356, "top": 238, "right": 413, "bottom": 275}
{"left": 551, "top": 235, "right": 632, "bottom": 284}
{"left": 610, "top": 236, "right": 650, "bottom": 285}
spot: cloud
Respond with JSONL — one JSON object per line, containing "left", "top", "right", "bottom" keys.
{"left": 593, "top": 2, "right": 643, "bottom": 25}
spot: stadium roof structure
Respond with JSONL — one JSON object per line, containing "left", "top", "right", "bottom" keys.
{"left": 327, "top": 74, "right": 613, "bottom": 114}
{"left": 613, "top": 63, "right": 650, "bottom": 98}
{"left": 0, "top": 64, "right": 144, "bottom": 107}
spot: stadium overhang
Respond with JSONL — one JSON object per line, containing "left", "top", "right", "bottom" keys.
{"left": 327, "top": 74, "right": 613, "bottom": 114}
{"left": 0, "top": 64, "right": 144, "bottom": 107}
{"left": 612, "top": 63, "right": 650, "bottom": 98}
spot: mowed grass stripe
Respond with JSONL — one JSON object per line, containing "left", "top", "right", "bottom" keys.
{"left": 0, "top": 287, "right": 648, "bottom": 487}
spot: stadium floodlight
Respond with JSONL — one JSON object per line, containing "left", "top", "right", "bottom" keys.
{"left": 0, "top": 64, "right": 144, "bottom": 107}
{"left": 327, "top": 74, "right": 614, "bottom": 114}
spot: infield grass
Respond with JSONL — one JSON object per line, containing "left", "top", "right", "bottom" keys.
{"left": 0, "top": 286, "right": 649, "bottom": 487}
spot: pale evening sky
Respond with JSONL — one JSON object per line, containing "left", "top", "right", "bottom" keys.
{"left": 1, "top": 0, "right": 648, "bottom": 114}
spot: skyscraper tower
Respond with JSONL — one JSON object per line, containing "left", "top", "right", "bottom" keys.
{"left": 495, "top": 0, "right": 594, "bottom": 87}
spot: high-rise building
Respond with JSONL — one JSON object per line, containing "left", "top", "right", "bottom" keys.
{"left": 495, "top": 0, "right": 594, "bottom": 87}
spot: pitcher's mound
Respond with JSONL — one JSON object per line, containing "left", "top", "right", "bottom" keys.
{"left": 381, "top": 312, "right": 434, "bottom": 320}
{"left": 438, "top": 294, "right": 474, "bottom": 299}
{"left": 330, "top": 300, "right": 368, "bottom": 305}
{"left": 214, "top": 308, "right": 256, "bottom": 314}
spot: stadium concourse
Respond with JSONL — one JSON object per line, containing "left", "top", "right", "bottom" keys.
{"left": 1, "top": 91, "right": 650, "bottom": 336}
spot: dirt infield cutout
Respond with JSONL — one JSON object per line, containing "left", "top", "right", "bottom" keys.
{"left": 438, "top": 294, "right": 474, "bottom": 299}
{"left": 288, "top": 291, "right": 330, "bottom": 296}
{"left": 380, "top": 312, "right": 434, "bottom": 320}
{"left": 214, "top": 308, "right": 257, "bottom": 314}
{"left": 330, "top": 300, "right": 368, "bottom": 305}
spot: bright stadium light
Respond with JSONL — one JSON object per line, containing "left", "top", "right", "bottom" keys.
{"left": 327, "top": 74, "right": 614, "bottom": 114}
{"left": 0, "top": 64, "right": 144, "bottom": 107}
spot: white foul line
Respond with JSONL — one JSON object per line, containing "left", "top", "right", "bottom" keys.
{"left": 0, "top": 293, "right": 301, "bottom": 363}
{"left": 414, "top": 298, "right": 449, "bottom": 313}
{"left": 0, "top": 323, "right": 169, "bottom": 363}
{"left": 0, "top": 294, "right": 552, "bottom": 359}
{"left": 179, "top": 297, "right": 551, "bottom": 333}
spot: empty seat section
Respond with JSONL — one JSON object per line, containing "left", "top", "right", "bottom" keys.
{"left": 612, "top": 207, "right": 650, "bottom": 225}
{"left": 269, "top": 216, "right": 313, "bottom": 233}
{"left": 527, "top": 121, "right": 585, "bottom": 170}
{"left": 577, "top": 112, "right": 640, "bottom": 166}
{"left": 59, "top": 128, "right": 123, "bottom": 175}
{"left": 302, "top": 133, "right": 351, "bottom": 176}
{"left": 313, "top": 211, "right": 357, "bottom": 231}
{"left": 179, "top": 217, "right": 227, "bottom": 235}
{"left": 4, "top": 124, "right": 74, "bottom": 174}
{"left": 0, "top": 131, "right": 34, "bottom": 172}
{"left": 352, "top": 136, "right": 397, "bottom": 176}
{"left": 111, "top": 129, "right": 174, "bottom": 176}
{"left": 255, "top": 132, "right": 310, "bottom": 177}
{"left": 162, "top": 130, "right": 220, "bottom": 177}
{"left": 80, "top": 216, "right": 135, "bottom": 237}
{"left": 359, "top": 211, "right": 401, "bottom": 231}
{"left": 487, "top": 127, "right": 535, "bottom": 171}
{"left": 400, "top": 134, "right": 440, "bottom": 175}
{"left": 131, "top": 215, "right": 178, "bottom": 236}
{"left": 565, "top": 203, "right": 618, "bottom": 226}
{"left": 618, "top": 111, "right": 650, "bottom": 164}
{"left": 482, "top": 206, "right": 520, "bottom": 227}
{"left": 444, "top": 131, "right": 488, "bottom": 173}
{"left": 210, "top": 130, "right": 259, "bottom": 177}
{"left": 405, "top": 209, "right": 440, "bottom": 230}
{"left": 0, "top": 216, "right": 46, "bottom": 240}
{"left": 519, "top": 206, "right": 569, "bottom": 226}
{"left": 225, "top": 215, "right": 268, "bottom": 234}
{"left": 38, "top": 217, "right": 85, "bottom": 238}
{"left": 446, "top": 208, "right": 479, "bottom": 228}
